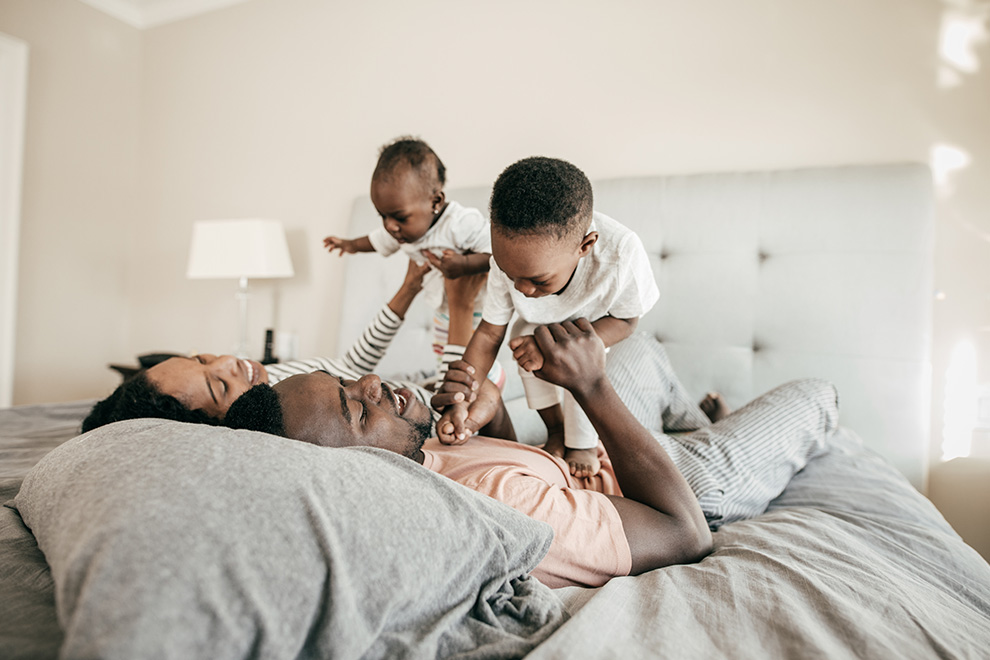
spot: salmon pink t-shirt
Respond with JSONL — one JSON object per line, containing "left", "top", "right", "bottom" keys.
{"left": 421, "top": 436, "right": 632, "bottom": 588}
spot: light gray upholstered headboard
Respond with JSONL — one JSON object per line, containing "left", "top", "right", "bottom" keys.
{"left": 338, "top": 163, "right": 934, "bottom": 488}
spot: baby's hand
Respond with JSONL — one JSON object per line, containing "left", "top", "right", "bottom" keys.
{"left": 437, "top": 401, "right": 473, "bottom": 445}
{"left": 323, "top": 236, "right": 358, "bottom": 256}
{"left": 422, "top": 249, "right": 468, "bottom": 279}
{"left": 508, "top": 334, "right": 544, "bottom": 372}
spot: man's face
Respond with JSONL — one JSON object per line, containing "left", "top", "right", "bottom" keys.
{"left": 272, "top": 372, "right": 433, "bottom": 461}
{"left": 147, "top": 354, "right": 268, "bottom": 418}
{"left": 370, "top": 165, "right": 441, "bottom": 245}
{"left": 490, "top": 227, "right": 596, "bottom": 298}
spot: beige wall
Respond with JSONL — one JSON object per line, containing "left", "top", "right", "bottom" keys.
{"left": 3, "top": 0, "right": 989, "bottom": 475}
{"left": 1, "top": 0, "right": 141, "bottom": 402}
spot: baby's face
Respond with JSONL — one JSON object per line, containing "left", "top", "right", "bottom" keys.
{"left": 491, "top": 229, "right": 591, "bottom": 298}
{"left": 370, "top": 166, "right": 440, "bottom": 244}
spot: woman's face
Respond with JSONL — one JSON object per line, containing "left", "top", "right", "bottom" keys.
{"left": 145, "top": 354, "right": 268, "bottom": 418}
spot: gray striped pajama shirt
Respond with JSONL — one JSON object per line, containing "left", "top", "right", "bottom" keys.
{"left": 606, "top": 332, "right": 837, "bottom": 529}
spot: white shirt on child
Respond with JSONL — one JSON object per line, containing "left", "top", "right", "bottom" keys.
{"left": 482, "top": 212, "right": 659, "bottom": 327}
{"left": 368, "top": 200, "right": 491, "bottom": 310}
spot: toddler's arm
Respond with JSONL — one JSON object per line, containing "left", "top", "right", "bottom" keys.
{"left": 508, "top": 334, "right": 544, "bottom": 372}
{"left": 323, "top": 235, "right": 374, "bottom": 256}
{"left": 435, "top": 320, "right": 506, "bottom": 441}
{"left": 422, "top": 249, "right": 491, "bottom": 279}
{"left": 591, "top": 315, "right": 639, "bottom": 348}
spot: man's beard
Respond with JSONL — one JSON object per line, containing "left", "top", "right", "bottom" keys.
{"left": 401, "top": 415, "right": 435, "bottom": 459}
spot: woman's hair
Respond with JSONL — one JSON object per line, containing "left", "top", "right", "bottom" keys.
{"left": 489, "top": 156, "right": 593, "bottom": 241}
{"left": 81, "top": 372, "right": 219, "bottom": 433}
{"left": 223, "top": 384, "right": 286, "bottom": 436}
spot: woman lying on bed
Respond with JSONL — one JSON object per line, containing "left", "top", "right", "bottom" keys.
{"left": 81, "top": 261, "right": 517, "bottom": 435}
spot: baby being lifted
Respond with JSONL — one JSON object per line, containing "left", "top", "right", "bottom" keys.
{"left": 324, "top": 137, "right": 497, "bottom": 382}
{"left": 436, "top": 156, "right": 660, "bottom": 477}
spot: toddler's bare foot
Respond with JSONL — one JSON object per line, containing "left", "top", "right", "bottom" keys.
{"left": 542, "top": 433, "right": 566, "bottom": 459}
{"left": 565, "top": 447, "right": 601, "bottom": 478}
{"left": 699, "top": 392, "right": 731, "bottom": 422}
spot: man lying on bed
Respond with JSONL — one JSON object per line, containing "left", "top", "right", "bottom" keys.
{"left": 82, "top": 263, "right": 837, "bottom": 587}
{"left": 222, "top": 318, "right": 838, "bottom": 588}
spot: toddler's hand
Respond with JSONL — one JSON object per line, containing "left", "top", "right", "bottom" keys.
{"left": 323, "top": 236, "right": 357, "bottom": 256}
{"left": 508, "top": 334, "right": 544, "bottom": 372}
{"left": 422, "top": 249, "right": 468, "bottom": 279}
{"left": 437, "top": 401, "right": 473, "bottom": 445}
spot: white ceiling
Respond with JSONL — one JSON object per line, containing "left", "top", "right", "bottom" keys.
{"left": 79, "top": 0, "right": 254, "bottom": 29}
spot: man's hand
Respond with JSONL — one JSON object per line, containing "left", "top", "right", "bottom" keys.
{"left": 323, "top": 236, "right": 359, "bottom": 256}
{"left": 532, "top": 319, "right": 607, "bottom": 397}
{"left": 423, "top": 249, "right": 469, "bottom": 279}
{"left": 508, "top": 334, "right": 544, "bottom": 372}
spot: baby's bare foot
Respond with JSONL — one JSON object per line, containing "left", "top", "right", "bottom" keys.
{"left": 565, "top": 448, "right": 601, "bottom": 478}
{"left": 542, "top": 433, "right": 566, "bottom": 459}
{"left": 699, "top": 392, "right": 731, "bottom": 422}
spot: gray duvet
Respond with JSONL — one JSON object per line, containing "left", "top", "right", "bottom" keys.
{"left": 2, "top": 403, "right": 990, "bottom": 659}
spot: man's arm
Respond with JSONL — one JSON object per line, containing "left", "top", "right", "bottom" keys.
{"left": 533, "top": 319, "right": 712, "bottom": 573}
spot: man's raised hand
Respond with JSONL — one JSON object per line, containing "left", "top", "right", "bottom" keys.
{"left": 532, "top": 319, "right": 607, "bottom": 397}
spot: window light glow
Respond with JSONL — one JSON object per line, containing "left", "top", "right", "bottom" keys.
{"left": 942, "top": 340, "right": 978, "bottom": 460}
{"left": 938, "top": 4, "right": 988, "bottom": 87}
{"left": 930, "top": 143, "right": 972, "bottom": 194}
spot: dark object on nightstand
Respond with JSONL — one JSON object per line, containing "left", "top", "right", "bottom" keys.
{"left": 262, "top": 329, "right": 278, "bottom": 365}
{"left": 137, "top": 353, "right": 184, "bottom": 368}
{"left": 109, "top": 352, "right": 184, "bottom": 382}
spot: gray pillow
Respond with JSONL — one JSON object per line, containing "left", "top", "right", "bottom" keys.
{"left": 15, "top": 419, "right": 566, "bottom": 659}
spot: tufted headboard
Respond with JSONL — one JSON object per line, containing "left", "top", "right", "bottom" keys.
{"left": 337, "top": 163, "right": 934, "bottom": 488}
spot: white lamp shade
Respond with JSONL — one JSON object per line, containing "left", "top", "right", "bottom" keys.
{"left": 187, "top": 219, "right": 295, "bottom": 279}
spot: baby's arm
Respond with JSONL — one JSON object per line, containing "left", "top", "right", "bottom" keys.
{"left": 323, "top": 235, "right": 374, "bottom": 256}
{"left": 422, "top": 249, "right": 491, "bottom": 279}
{"left": 591, "top": 315, "right": 639, "bottom": 348}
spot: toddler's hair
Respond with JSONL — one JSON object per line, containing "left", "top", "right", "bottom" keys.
{"left": 374, "top": 136, "right": 446, "bottom": 191}
{"left": 489, "top": 157, "right": 593, "bottom": 241}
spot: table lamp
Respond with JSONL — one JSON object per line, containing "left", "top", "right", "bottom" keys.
{"left": 187, "top": 219, "right": 294, "bottom": 358}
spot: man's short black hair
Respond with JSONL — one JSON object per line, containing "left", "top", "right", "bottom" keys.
{"left": 373, "top": 136, "right": 446, "bottom": 192}
{"left": 81, "top": 372, "right": 219, "bottom": 433}
{"left": 489, "top": 156, "right": 594, "bottom": 241}
{"left": 223, "top": 384, "right": 286, "bottom": 436}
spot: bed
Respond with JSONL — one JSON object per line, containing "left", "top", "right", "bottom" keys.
{"left": 3, "top": 163, "right": 990, "bottom": 659}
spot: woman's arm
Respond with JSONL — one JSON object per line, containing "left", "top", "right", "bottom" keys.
{"left": 339, "top": 261, "right": 430, "bottom": 374}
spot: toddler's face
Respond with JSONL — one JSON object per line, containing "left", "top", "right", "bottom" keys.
{"left": 491, "top": 229, "right": 595, "bottom": 298}
{"left": 370, "top": 166, "right": 441, "bottom": 244}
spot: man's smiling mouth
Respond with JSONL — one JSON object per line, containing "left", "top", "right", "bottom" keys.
{"left": 381, "top": 383, "right": 407, "bottom": 415}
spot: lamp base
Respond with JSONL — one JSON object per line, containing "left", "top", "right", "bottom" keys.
{"left": 234, "top": 276, "right": 251, "bottom": 358}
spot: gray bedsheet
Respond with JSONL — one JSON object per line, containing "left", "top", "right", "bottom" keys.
{"left": 3, "top": 403, "right": 990, "bottom": 659}
{"left": 540, "top": 428, "right": 990, "bottom": 659}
